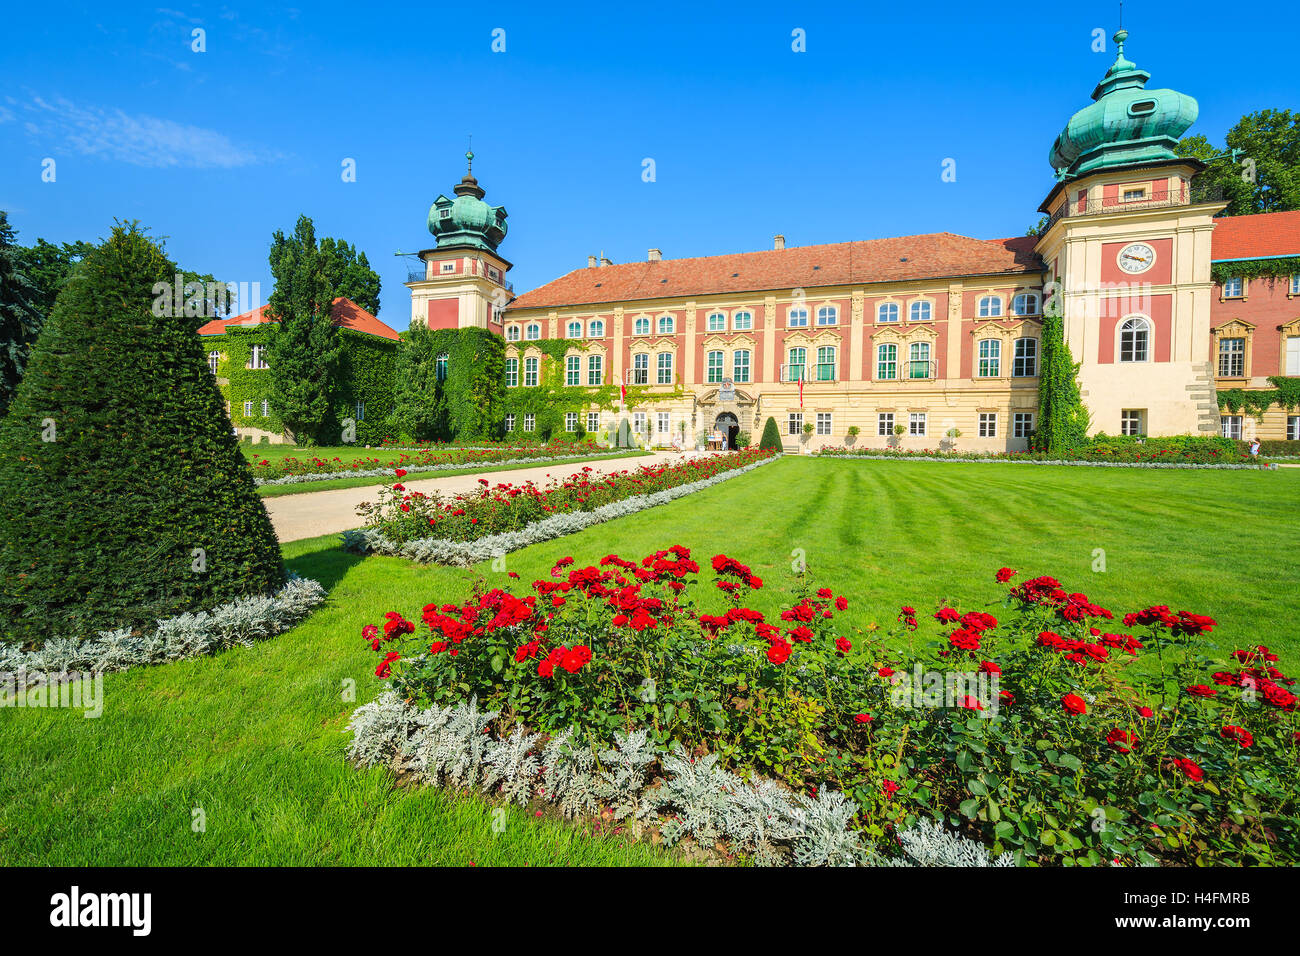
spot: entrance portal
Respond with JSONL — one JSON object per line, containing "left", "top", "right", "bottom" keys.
{"left": 714, "top": 412, "right": 740, "bottom": 451}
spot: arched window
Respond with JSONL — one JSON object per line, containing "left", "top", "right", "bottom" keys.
{"left": 1012, "top": 292, "right": 1039, "bottom": 316}
{"left": 1119, "top": 316, "right": 1150, "bottom": 362}
{"left": 732, "top": 310, "right": 753, "bottom": 331}
{"left": 816, "top": 306, "right": 837, "bottom": 326}
{"left": 435, "top": 352, "right": 449, "bottom": 382}
{"left": 909, "top": 301, "right": 931, "bottom": 323}
{"left": 634, "top": 316, "right": 650, "bottom": 336}
{"left": 816, "top": 345, "right": 836, "bottom": 380}
{"left": 787, "top": 307, "right": 808, "bottom": 328}
{"left": 707, "top": 312, "right": 727, "bottom": 332}
{"left": 908, "top": 342, "right": 931, "bottom": 379}
{"left": 657, "top": 316, "right": 675, "bottom": 335}
{"left": 567, "top": 320, "right": 582, "bottom": 339}
{"left": 588, "top": 319, "right": 604, "bottom": 338}
{"left": 977, "top": 339, "right": 1001, "bottom": 377}
{"left": 877, "top": 303, "right": 899, "bottom": 323}
{"left": 506, "top": 325, "right": 520, "bottom": 342}
{"left": 876, "top": 343, "right": 897, "bottom": 380}
{"left": 706, "top": 350, "right": 724, "bottom": 383}
{"left": 525, "top": 323, "right": 540, "bottom": 340}
{"left": 787, "top": 347, "right": 806, "bottom": 382}
{"left": 978, "top": 295, "right": 1003, "bottom": 318}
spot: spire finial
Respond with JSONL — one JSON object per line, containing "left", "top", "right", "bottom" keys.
{"left": 466, "top": 135, "right": 474, "bottom": 174}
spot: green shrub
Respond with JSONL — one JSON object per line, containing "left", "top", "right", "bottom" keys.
{"left": 759, "top": 416, "right": 782, "bottom": 451}
{"left": 0, "top": 223, "right": 285, "bottom": 646}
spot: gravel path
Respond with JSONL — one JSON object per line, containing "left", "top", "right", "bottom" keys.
{"left": 266, "top": 448, "right": 704, "bottom": 542}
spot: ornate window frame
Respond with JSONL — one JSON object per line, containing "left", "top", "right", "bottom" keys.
{"left": 1211, "top": 319, "right": 1253, "bottom": 380}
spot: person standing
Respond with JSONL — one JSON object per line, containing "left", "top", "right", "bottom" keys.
{"left": 1249, "top": 437, "right": 1263, "bottom": 469}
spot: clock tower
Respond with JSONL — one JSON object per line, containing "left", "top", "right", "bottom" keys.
{"left": 1034, "top": 30, "right": 1226, "bottom": 436}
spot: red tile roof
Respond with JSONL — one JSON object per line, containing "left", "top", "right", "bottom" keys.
{"left": 506, "top": 233, "right": 1045, "bottom": 312}
{"left": 197, "top": 297, "right": 400, "bottom": 341}
{"left": 1211, "top": 210, "right": 1300, "bottom": 262}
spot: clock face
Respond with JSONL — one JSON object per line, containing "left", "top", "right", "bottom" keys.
{"left": 1117, "top": 242, "right": 1156, "bottom": 274}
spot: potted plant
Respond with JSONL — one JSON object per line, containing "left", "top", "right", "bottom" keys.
{"left": 891, "top": 422, "right": 906, "bottom": 448}
{"left": 943, "top": 426, "right": 961, "bottom": 452}
{"left": 846, "top": 424, "right": 860, "bottom": 446}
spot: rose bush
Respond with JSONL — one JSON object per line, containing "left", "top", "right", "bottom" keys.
{"left": 361, "top": 550, "right": 1298, "bottom": 865}
{"left": 248, "top": 438, "right": 609, "bottom": 481}
{"left": 354, "top": 448, "right": 775, "bottom": 544}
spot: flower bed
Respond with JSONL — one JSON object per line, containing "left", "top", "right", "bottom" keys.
{"left": 254, "top": 449, "right": 639, "bottom": 488}
{"left": 356, "top": 549, "right": 1298, "bottom": 866}
{"left": 341, "top": 450, "right": 777, "bottom": 565}
{"left": 248, "top": 439, "right": 610, "bottom": 482}
{"left": 817, "top": 449, "right": 1260, "bottom": 470}
{"left": 1, "top": 575, "right": 326, "bottom": 687}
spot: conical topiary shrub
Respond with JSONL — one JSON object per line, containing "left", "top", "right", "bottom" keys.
{"left": 0, "top": 223, "right": 285, "bottom": 646}
{"left": 758, "top": 416, "right": 782, "bottom": 452}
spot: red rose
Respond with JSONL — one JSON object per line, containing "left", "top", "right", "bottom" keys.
{"left": 853, "top": 713, "right": 873, "bottom": 724}
{"left": 995, "top": 567, "right": 1017, "bottom": 583}
{"left": 1137, "top": 706, "right": 1154, "bottom": 719}
{"left": 375, "top": 651, "right": 401, "bottom": 679}
{"left": 1172, "top": 758, "right": 1204, "bottom": 782}
{"left": 1185, "top": 685, "right": 1218, "bottom": 698}
{"left": 1220, "top": 725, "right": 1253, "bottom": 748}
{"left": 978, "top": 660, "right": 1001, "bottom": 676}
{"left": 835, "top": 637, "right": 852, "bottom": 654}
{"left": 1061, "top": 693, "right": 1088, "bottom": 715}
{"left": 1105, "top": 728, "right": 1135, "bottom": 753}
{"left": 394, "top": 468, "right": 407, "bottom": 477}
{"left": 878, "top": 666, "right": 894, "bottom": 678}
{"left": 766, "top": 640, "right": 792, "bottom": 665}
{"left": 835, "top": 596, "right": 848, "bottom": 611}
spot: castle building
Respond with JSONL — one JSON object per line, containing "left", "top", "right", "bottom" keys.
{"left": 408, "top": 31, "right": 1300, "bottom": 451}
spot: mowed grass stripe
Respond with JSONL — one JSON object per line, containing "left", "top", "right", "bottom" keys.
{"left": 0, "top": 455, "right": 1294, "bottom": 866}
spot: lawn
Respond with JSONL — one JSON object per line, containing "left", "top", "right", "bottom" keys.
{"left": 1, "top": 456, "right": 1295, "bottom": 865}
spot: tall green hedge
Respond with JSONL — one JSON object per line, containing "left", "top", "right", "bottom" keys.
{"left": 759, "top": 416, "right": 782, "bottom": 451}
{"left": 0, "top": 223, "right": 284, "bottom": 646}
{"left": 1034, "top": 310, "right": 1090, "bottom": 451}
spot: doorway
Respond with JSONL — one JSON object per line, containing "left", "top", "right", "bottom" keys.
{"left": 714, "top": 412, "right": 740, "bottom": 450}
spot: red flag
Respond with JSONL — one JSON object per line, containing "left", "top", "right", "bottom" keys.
{"left": 799, "top": 373, "right": 804, "bottom": 409}
{"left": 620, "top": 377, "right": 626, "bottom": 406}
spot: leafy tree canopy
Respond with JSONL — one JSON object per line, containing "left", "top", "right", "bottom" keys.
{"left": 1178, "top": 109, "right": 1300, "bottom": 215}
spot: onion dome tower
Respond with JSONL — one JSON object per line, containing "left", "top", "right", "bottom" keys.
{"left": 407, "top": 150, "right": 514, "bottom": 332}
{"left": 1048, "top": 29, "right": 1199, "bottom": 180}
{"left": 427, "top": 150, "right": 508, "bottom": 252}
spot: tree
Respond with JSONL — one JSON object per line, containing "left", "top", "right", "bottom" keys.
{"left": 0, "top": 222, "right": 284, "bottom": 646}
{"left": 320, "top": 236, "right": 381, "bottom": 315}
{"left": 0, "top": 212, "right": 43, "bottom": 416}
{"left": 388, "top": 325, "right": 449, "bottom": 440}
{"left": 758, "top": 416, "right": 782, "bottom": 451}
{"left": 1177, "top": 109, "right": 1300, "bottom": 215}
{"left": 1034, "top": 305, "right": 1090, "bottom": 453}
{"left": 11, "top": 235, "right": 97, "bottom": 320}
{"left": 266, "top": 216, "right": 344, "bottom": 445}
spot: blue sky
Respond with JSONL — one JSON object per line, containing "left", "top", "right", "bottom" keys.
{"left": 2, "top": 2, "right": 1294, "bottom": 330}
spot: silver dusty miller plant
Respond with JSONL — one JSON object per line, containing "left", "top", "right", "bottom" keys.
{"left": 539, "top": 726, "right": 600, "bottom": 820}
{"left": 653, "top": 745, "right": 740, "bottom": 849}
{"left": 482, "top": 726, "right": 542, "bottom": 806}
{"left": 344, "top": 694, "right": 1017, "bottom": 868}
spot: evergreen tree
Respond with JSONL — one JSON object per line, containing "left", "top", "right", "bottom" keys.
{"left": 0, "top": 222, "right": 284, "bottom": 646}
{"left": 758, "top": 416, "right": 782, "bottom": 451}
{"left": 266, "top": 216, "right": 343, "bottom": 445}
{"left": 1034, "top": 305, "right": 1090, "bottom": 453}
{"left": 0, "top": 212, "right": 43, "bottom": 416}
{"left": 320, "top": 236, "right": 381, "bottom": 315}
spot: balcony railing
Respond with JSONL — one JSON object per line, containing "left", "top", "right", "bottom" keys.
{"left": 407, "top": 268, "right": 514, "bottom": 294}
{"left": 1042, "top": 181, "right": 1225, "bottom": 232}
{"left": 780, "top": 363, "right": 838, "bottom": 383}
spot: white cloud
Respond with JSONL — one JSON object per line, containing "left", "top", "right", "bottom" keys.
{"left": 23, "top": 96, "right": 278, "bottom": 169}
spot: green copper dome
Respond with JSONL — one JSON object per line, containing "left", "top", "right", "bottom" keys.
{"left": 427, "top": 151, "right": 508, "bottom": 252}
{"left": 1048, "top": 30, "right": 1198, "bottom": 179}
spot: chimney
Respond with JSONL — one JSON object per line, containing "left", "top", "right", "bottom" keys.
{"left": 588, "top": 255, "right": 598, "bottom": 268}
{"left": 648, "top": 248, "right": 661, "bottom": 262}
{"left": 773, "top": 234, "right": 785, "bottom": 251}
{"left": 599, "top": 255, "right": 613, "bottom": 267}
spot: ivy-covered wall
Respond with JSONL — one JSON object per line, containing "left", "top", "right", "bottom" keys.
{"left": 389, "top": 326, "right": 505, "bottom": 442}
{"left": 208, "top": 324, "right": 397, "bottom": 443}
{"left": 1218, "top": 376, "right": 1300, "bottom": 418}
{"left": 499, "top": 338, "right": 679, "bottom": 439}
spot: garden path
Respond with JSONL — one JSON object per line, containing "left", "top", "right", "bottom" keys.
{"left": 265, "top": 448, "right": 705, "bottom": 542}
